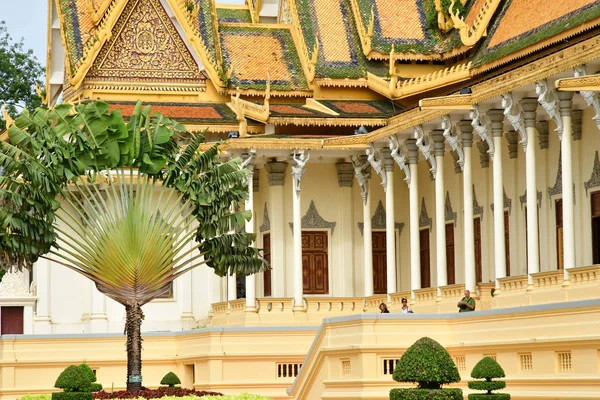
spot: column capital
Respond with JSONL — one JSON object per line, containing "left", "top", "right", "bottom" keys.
{"left": 477, "top": 141, "right": 490, "bottom": 168}
{"left": 335, "top": 162, "right": 354, "bottom": 187}
{"left": 431, "top": 130, "right": 446, "bottom": 157}
{"left": 380, "top": 148, "right": 395, "bottom": 172}
{"left": 557, "top": 90, "right": 574, "bottom": 117}
{"left": 405, "top": 138, "right": 419, "bottom": 164}
{"left": 505, "top": 131, "right": 518, "bottom": 159}
{"left": 572, "top": 109, "right": 583, "bottom": 141}
{"left": 487, "top": 109, "right": 505, "bottom": 137}
{"left": 536, "top": 120, "right": 549, "bottom": 149}
{"left": 520, "top": 97, "right": 539, "bottom": 128}
{"left": 265, "top": 161, "right": 287, "bottom": 186}
{"left": 457, "top": 120, "right": 474, "bottom": 147}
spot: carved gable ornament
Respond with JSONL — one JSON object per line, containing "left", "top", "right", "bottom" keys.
{"left": 289, "top": 201, "right": 336, "bottom": 234}
{"left": 358, "top": 201, "right": 404, "bottom": 236}
{"left": 259, "top": 203, "right": 270, "bottom": 233}
{"left": 87, "top": 0, "right": 205, "bottom": 87}
{"left": 0, "top": 269, "right": 32, "bottom": 298}
{"left": 419, "top": 198, "right": 433, "bottom": 231}
{"left": 584, "top": 151, "right": 600, "bottom": 195}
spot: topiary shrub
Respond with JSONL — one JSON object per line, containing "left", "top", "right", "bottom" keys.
{"left": 78, "top": 363, "right": 102, "bottom": 392}
{"left": 468, "top": 357, "right": 510, "bottom": 400}
{"left": 52, "top": 365, "right": 92, "bottom": 400}
{"left": 160, "top": 371, "right": 182, "bottom": 388}
{"left": 390, "top": 337, "right": 462, "bottom": 400}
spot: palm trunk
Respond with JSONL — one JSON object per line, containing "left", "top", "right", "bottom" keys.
{"left": 125, "top": 303, "right": 144, "bottom": 392}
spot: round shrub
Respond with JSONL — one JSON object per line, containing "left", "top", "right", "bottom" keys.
{"left": 393, "top": 337, "right": 461, "bottom": 389}
{"left": 390, "top": 388, "right": 463, "bottom": 400}
{"left": 160, "top": 371, "right": 182, "bottom": 387}
{"left": 54, "top": 365, "right": 92, "bottom": 392}
{"left": 468, "top": 381, "right": 506, "bottom": 391}
{"left": 471, "top": 357, "right": 505, "bottom": 380}
{"left": 78, "top": 364, "right": 97, "bottom": 383}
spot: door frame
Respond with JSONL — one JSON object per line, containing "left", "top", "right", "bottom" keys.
{"left": 301, "top": 228, "right": 333, "bottom": 297}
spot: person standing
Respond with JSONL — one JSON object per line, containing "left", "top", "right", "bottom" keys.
{"left": 400, "top": 298, "right": 414, "bottom": 313}
{"left": 379, "top": 303, "right": 390, "bottom": 313}
{"left": 457, "top": 290, "right": 476, "bottom": 312}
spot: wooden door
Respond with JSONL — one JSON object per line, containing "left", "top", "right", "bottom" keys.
{"left": 419, "top": 229, "right": 430, "bottom": 288}
{"left": 302, "top": 231, "right": 329, "bottom": 294}
{"left": 504, "top": 211, "right": 511, "bottom": 276}
{"left": 556, "top": 200, "right": 564, "bottom": 270}
{"left": 1, "top": 306, "right": 24, "bottom": 335}
{"left": 372, "top": 232, "right": 387, "bottom": 294}
{"left": 474, "top": 218, "right": 482, "bottom": 284}
{"left": 263, "top": 233, "right": 272, "bottom": 297}
{"left": 592, "top": 193, "right": 600, "bottom": 264}
{"left": 445, "top": 224, "right": 455, "bottom": 285}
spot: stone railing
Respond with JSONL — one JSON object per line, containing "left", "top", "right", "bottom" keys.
{"left": 208, "top": 266, "right": 600, "bottom": 326}
{"left": 532, "top": 270, "right": 563, "bottom": 289}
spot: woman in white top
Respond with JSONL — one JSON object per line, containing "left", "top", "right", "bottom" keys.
{"left": 400, "top": 297, "right": 413, "bottom": 313}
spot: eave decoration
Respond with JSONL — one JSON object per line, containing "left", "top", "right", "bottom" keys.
{"left": 230, "top": 76, "right": 271, "bottom": 136}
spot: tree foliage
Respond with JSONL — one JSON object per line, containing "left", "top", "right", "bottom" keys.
{"left": 160, "top": 371, "right": 182, "bottom": 387}
{"left": 0, "top": 21, "right": 43, "bottom": 131}
{"left": 468, "top": 357, "right": 510, "bottom": 399}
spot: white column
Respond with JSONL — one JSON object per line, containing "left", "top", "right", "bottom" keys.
{"left": 558, "top": 91, "right": 576, "bottom": 277}
{"left": 265, "top": 161, "right": 287, "bottom": 297}
{"left": 458, "top": 121, "right": 476, "bottom": 291}
{"left": 363, "top": 180, "right": 373, "bottom": 297}
{"left": 178, "top": 256, "right": 194, "bottom": 329}
{"left": 291, "top": 151, "right": 309, "bottom": 312}
{"left": 33, "top": 258, "right": 52, "bottom": 334}
{"left": 245, "top": 161, "right": 257, "bottom": 312}
{"left": 336, "top": 163, "right": 355, "bottom": 296}
{"left": 227, "top": 274, "right": 236, "bottom": 301}
{"left": 405, "top": 139, "right": 421, "bottom": 295}
{"left": 521, "top": 98, "right": 540, "bottom": 283}
{"left": 431, "top": 131, "right": 447, "bottom": 293}
{"left": 488, "top": 110, "right": 507, "bottom": 285}
{"left": 381, "top": 149, "right": 397, "bottom": 296}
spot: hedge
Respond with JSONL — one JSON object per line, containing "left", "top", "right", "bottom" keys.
{"left": 51, "top": 393, "right": 93, "bottom": 400}
{"left": 467, "top": 381, "right": 506, "bottom": 391}
{"left": 467, "top": 395, "right": 510, "bottom": 400}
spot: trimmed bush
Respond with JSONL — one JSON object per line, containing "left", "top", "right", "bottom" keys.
{"left": 90, "top": 383, "right": 103, "bottom": 392}
{"left": 54, "top": 365, "right": 91, "bottom": 392}
{"left": 78, "top": 364, "right": 97, "bottom": 383}
{"left": 468, "top": 357, "right": 510, "bottom": 400}
{"left": 392, "top": 337, "right": 461, "bottom": 389}
{"left": 160, "top": 371, "right": 182, "bottom": 387}
{"left": 51, "top": 393, "right": 92, "bottom": 400}
{"left": 390, "top": 388, "right": 463, "bottom": 400}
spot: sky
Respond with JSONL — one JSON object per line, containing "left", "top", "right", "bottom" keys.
{"left": 0, "top": 0, "right": 245, "bottom": 72}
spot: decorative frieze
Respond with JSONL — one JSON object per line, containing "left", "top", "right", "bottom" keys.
{"left": 259, "top": 203, "right": 270, "bottom": 233}
{"left": 584, "top": 151, "right": 600, "bottom": 195}
{"left": 490, "top": 188, "right": 512, "bottom": 216}
{"left": 358, "top": 200, "right": 404, "bottom": 236}
{"left": 574, "top": 65, "right": 600, "bottom": 130}
{"left": 419, "top": 198, "right": 433, "bottom": 231}
{"left": 265, "top": 161, "right": 287, "bottom": 186}
{"left": 445, "top": 192, "right": 457, "bottom": 226}
{"left": 289, "top": 200, "right": 336, "bottom": 234}
{"left": 505, "top": 131, "right": 519, "bottom": 159}
{"left": 335, "top": 162, "right": 354, "bottom": 188}
{"left": 519, "top": 190, "right": 543, "bottom": 209}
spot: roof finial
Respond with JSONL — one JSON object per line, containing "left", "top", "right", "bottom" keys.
{"left": 1, "top": 105, "right": 15, "bottom": 130}
{"left": 35, "top": 82, "right": 48, "bottom": 107}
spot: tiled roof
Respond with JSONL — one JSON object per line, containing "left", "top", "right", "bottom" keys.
{"left": 465, "top": 0, "right": 488, "bottom": 26}
{"left": 471, "top": 0, "right": 600, "bottom": 67}
{"left": 353, "top": 0, "right": 463, "bottom": 55}
{"left": 269, "top": 100, "right": 400, "bottom": 117}
{"left": 318, "top": 100, "right": 400, "bottom": 117}
{"left": 217, "top": 7, "right": 253, "bottom": 23}
{"left": 295, "top": 0, "right": 387, "bottom": 79}
{"left": 189, "top": 0, "right": 220, "bottom": 63}
{"left": 107, "top": 102, "right": 239, "bottom": 123}
{"left": 219, "top": 25, "right": 309, "bottom": 91}
{"left": 57, "top": 0, "right": 99, "bottom": 75}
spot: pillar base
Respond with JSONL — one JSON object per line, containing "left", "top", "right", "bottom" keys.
{"left": 526, "top": 284, "right": 534, "bottom": 293}
{"left": 245, "top": 306, "right": 258, "bottom": 313}
{"left": 181, "top": 312, "right": 196, "bottom": 330}
{"left": 292, "top": 305, "right": 306, "bottom": 313}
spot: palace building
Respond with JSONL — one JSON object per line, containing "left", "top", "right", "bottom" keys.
{"left": 1, "top": 0, "right": 600, "bottom": 399}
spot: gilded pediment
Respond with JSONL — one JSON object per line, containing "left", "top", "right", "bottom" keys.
{"left": 86, "top": 0, "right": 205, "bottom": 88}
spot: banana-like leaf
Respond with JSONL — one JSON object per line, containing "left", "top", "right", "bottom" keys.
{"left": 50, "top": 168, "right": 203, "bottom": 306}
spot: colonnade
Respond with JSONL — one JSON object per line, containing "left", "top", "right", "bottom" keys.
{"left": 230, "top": 68, "right": 599, "bottom": 312}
